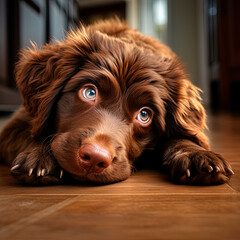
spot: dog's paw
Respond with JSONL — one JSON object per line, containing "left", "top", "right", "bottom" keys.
{"left": 10, "top": 148, "right": 64, "bottom": 185}
{"left": 166, "top": 150, "right": 234, "bottom": 185}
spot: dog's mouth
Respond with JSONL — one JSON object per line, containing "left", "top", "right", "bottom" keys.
{"left": 70, "top": 145, "right": 132, "bottom": 184}
{"left": 67, "top": 156, "right": 132, "bottom": 184}
{"left": 51, "top": 133, "right": 133, "bottom": 184}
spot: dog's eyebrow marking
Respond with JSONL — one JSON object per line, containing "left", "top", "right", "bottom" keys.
{"left": 63, "top": 66, "right": 122, "bottom": 98}
{"left": 124, "top": 82, "right": 160, "bottom": 106}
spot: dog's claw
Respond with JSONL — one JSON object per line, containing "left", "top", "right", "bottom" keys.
{"left": 28, "top": 168, "right": 33, "bottom": 177}
{"left": 37, "top": 169, "right": 42, "bottom": 177}
{"left": 186, "top": 169, "right": 190, "bottom": 177}
{"left": 215, "top": 166, "right": 220, "bottom": 172}
{"left": 41, "top": 169, "right": 46, "bottom": 176}
{"left": 11, "top": 164, "right": 20, "bottom": 171}
{"left": 226, "top": 167, "right": 234, "bottom": 175}
{"left": 60, "top": 169, "right": 63, "bottom": 179}
{"left": 207, "top": 166, "right": 214, "bottom": 173}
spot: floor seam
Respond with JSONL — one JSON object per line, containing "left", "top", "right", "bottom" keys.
{"left": 227, "top": 182, "right": 239, "bottom": 193}
{"left": 0, "top": 192, "right": 238, "bottom": 196}
{"left": 0, "top": 195, "right": 81, "bottom": 239}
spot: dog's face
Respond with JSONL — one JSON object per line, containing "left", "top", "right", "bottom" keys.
{"left": 51, "top": 45, "right": 167, "bottom": 183}
{"left": 15, "top": 24, "right": 206, "bottom": 184}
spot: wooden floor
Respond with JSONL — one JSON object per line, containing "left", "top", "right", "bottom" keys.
{"left": 0, "top": 112, "right": 240, "bottom": 240}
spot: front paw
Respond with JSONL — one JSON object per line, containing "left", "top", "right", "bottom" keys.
{"left": 164, "top": 150, "right": 234, "bottom": 185}
{"left": 10, "top": 148, "right": 64, "bottom": 185}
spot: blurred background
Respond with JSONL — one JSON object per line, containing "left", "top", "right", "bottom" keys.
{"left": 0, "top": 0, "right": 239, "bottom": 113}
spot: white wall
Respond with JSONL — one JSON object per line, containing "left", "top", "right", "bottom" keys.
{"left": 168, "top": 0, "right": 209, "bottom": 104}
{"left": 168, "top": 0, "right": 199, "bottom": 85}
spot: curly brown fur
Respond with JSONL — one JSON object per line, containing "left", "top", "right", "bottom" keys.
{"left": 0, "top": 19, "right": 233, "bottom": 185}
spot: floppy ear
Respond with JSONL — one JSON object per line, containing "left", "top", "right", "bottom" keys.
{"left": 159, "top": 57, "right": 209, "bottom": 149}
{"left": 15, "top": 44, "right": 64, "bottom": 139}
{"left": 15, "top": 27, "right": 94, "bottom": 139}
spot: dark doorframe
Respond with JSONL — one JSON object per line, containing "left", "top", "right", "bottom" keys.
{"left": 7, "top": 0, "right": 20, "bottom": 89}
{"left": 218, "top": 0, "right": 240, "bottom": 112}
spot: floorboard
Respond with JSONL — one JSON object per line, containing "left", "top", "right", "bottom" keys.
{"left": 0, "top": 112, "right": 239, "bottom": 240}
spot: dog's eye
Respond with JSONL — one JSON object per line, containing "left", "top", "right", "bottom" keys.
{"left": 83, "top": 88, "right": 96, "bottom": 100}
{"left": 136, "top": 108, "right": 152, "bottom": 125}
{"left": 137, "top": 110, "right": 150, "bottom": 123}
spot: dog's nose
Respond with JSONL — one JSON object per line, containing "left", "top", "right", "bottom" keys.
{"left": 78, "top": 144, "right": 112, "bottom": 173}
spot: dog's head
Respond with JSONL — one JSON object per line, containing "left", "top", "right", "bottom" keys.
{"left": 15, "top": 21, "right": 207, "bottom": 184}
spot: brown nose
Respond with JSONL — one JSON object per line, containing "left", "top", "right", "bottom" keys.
{"left": 78, "top": 144, "right": 112, "bottom": 173}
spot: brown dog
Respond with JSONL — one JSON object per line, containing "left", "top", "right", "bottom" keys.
{"left": 0, "top": 19, "right": 234, "bottom": 185}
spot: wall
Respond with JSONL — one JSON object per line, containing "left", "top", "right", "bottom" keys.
{"left": 168, "top": 0, "right": 199, "bottom": 86}
{"left": 135, "top": 0, "right": 209, "bottom": 104}
{"left": 0, "top": 0, "right": 7, "bottom": 86}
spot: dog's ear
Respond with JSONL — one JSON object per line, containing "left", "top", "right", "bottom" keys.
{"left": 15, "top": 28, "right": 93, "bottom": 139}
{"left": 158, "top": 57, "right": 209, "bottom": 149}
{"left": 15, "top": 44, "right": 63, "bottom": 139}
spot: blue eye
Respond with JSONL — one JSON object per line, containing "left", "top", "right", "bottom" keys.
{"left": 137, "top": 109, "right": 151, "bottom": 124}
{"left": 83, "top": 88, "right": 96, "bottom": 100}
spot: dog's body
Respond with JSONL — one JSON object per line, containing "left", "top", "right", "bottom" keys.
{"left": 0, "top": 19, "right": 233, "bottom": 185}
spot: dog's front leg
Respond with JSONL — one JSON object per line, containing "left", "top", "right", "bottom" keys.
{"left": 10, "top": 144, "right": 64, "bottom": 185}
{"left": 0, "top": 109, "right": 64, "bottom": 185}
{"left": 162, "top": 139, "right": 234, "bottom": 185}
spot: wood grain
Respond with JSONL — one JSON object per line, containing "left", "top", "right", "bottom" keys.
{"left": 0, "top": 112, "right": 239, "bottom": 240}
